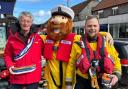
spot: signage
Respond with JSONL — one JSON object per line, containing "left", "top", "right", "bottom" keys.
{"left": 0, "top": 2, "right": 15, "bottom": 14}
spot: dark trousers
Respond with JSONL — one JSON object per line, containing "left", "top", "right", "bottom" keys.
{"left": 74, "top": 74, "right": 93, "bottom": 89}
{"left": 75, "top": 74, "right": 118, "bottom": 89}
{"left": 9, "top": 82, "right": 38, "bottom": 89}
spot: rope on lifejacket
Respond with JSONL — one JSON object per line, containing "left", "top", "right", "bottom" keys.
{"left": 89, "top": 67, "right": 100, "bottom": 89}
{"left": 91, "top": 75, "right": 100, "bottom": 89}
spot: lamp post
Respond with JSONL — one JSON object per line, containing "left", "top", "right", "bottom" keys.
{"left": 107, "top": 17, "right": 110, "bottom": 32}
{"left": 67, "top": 0, "right": 69, "bottom": 7}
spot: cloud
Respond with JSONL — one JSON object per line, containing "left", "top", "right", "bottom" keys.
{"left": 34, "top": 16, "right": 50, "bottom": 24}
{"left": 33, "top": 10, "right": 51, "bottom": 24}
{"left": 34, "top": 10, "right": 51, "bottom": 17}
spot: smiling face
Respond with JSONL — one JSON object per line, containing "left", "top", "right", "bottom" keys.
{"left": 85, "top": 18, "right": 100, "bottom": 37}
{"left": 19, "top": 15, "right": 33, "bottom": 35}
{"left": 47, "top": 15, "right": 73, "bottom": 41}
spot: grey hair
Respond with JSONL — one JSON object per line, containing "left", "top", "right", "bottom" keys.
{"left": 18, "top": 11, "right": 33, "bottom": 21}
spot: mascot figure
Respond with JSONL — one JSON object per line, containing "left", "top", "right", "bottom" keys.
{"left": 41, "top": 5, "right": 113, "bottom": 89}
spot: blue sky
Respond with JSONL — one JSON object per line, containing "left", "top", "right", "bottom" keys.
{"left": 14, "top": 0, "right": 84, "bottom": 24}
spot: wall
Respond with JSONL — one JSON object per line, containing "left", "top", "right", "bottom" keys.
{"left": 79, "top": 1, "right": 99, "bottom": 21}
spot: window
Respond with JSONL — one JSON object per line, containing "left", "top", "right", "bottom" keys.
{"left": 73, "top": 27, "right": 84, "bottom": 35}
{"left": 0, "top": 14, "right": 4, "bottom": 18}
{"left": 79, "top": 27, "right": 84, "bottom": 35}
{"left": 112, "top": 7, "right": 118, "bottom": 15}
{"left": 119, "top": 23, "right": 128, "bottom": 38}
{"left": 0, "top": 5, "right": 1, "bottom": 10}
{"left": 110, "top": 24, "right": 120, "bottom": 38}
{"left": 74, "top": 16, "right": 79, "bottom": 22}
{"left": 98, "top": 10, "right": 103, "bottom": 18}
{"left": 0, "top": 26, "right": 6, "bottom": 49}
{"left": 110, "top": 23, "right": 128, "bottom": 39}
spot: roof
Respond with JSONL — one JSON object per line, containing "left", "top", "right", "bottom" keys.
{"left": 93, "top": 0, "right": 128, "bottom": 11}
{"left": 71, "top": 0, "right": 94, "bottom": 15}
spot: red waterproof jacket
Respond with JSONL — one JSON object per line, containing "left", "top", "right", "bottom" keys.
{"left": 4, "top": 32, "right": 44, "bottom": 84}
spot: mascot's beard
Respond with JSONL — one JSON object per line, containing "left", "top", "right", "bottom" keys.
{"left": 47, "top": 20, "right": 72, "bottom": 41}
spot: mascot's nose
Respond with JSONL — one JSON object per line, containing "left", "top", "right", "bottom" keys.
{"left": 51, "top": 18, "right": 61, "bottom": 25}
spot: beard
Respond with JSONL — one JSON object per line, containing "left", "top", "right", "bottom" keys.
{"left": 46, "top": 19, "right": 73, "bottom": 41}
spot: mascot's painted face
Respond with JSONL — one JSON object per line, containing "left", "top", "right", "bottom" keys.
{"left": 47, "top": 15, "right": 73, "bottom": 41}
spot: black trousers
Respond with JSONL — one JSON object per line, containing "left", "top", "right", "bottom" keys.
{"left": 9, "top": 82, "right": 39, "bottom": 89}
{"left": 74, "top": 74, "right": 93, "bottom": 89}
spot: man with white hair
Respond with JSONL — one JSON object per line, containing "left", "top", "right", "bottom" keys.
{"left": 4, "top": 11, "right": 44, "bottom": 89}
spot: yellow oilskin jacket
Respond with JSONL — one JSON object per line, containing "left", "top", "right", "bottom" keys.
{"left": 41, "top": 34, "right": 81, "bottom": 89}
{"left": 76, "top": 35, "right": 122, "bottom": 80}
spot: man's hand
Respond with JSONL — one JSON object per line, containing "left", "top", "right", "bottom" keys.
{"left": 66, "top": 85, "right": 73, "bottom": 89}
{"left": 9, "top": 66, "right": 15, "bottom": 74}
{"left": 109, "top": 74, "right": 118, "bottom": 86}
{"left": 105, "top": 33, "right": 114, "bottom": 46}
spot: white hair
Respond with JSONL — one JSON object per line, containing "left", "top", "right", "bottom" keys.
{"left": 18, "top": 11, "right": 33, "bottom": 21}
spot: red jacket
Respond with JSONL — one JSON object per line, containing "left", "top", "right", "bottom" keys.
{"left": 4, "top": 32, "right": 44, "bottom": 84}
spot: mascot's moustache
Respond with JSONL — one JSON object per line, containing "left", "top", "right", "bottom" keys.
{"left": 49, "top": 22, "right": 65, "bottom": 29}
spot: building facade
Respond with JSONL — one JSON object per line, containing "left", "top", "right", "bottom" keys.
{"left": 72, "top": 0, "right": 128, "bottom": 39}
{"left": 92, "top": 0, "right": 128, "bottom": 39}
{"left": 72, "top": 0, "right": 100, "bottom": 35}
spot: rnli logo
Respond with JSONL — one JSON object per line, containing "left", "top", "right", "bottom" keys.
{"left": 46, "top": 39, "right": 54, "bottom": 43}
{"left": 35, "top": 42, "right": 39, "bottom": 44}
{"left": 61, "top": 40, "right": 71, "bottom": 45}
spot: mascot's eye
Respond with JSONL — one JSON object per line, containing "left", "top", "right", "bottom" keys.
{"left": 62, "top": 16, "right": 65, "bottom": 19}
{"left": 52, "top": 16, "right": 55, "bottom": 19}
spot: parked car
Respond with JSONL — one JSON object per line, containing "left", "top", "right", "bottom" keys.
{"left": 114, "top": 40, "right": 128, "bottom": 88}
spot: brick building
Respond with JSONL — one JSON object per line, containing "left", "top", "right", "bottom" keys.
{"left": 92, "top": 0, "right": 128, "bottom": 39}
